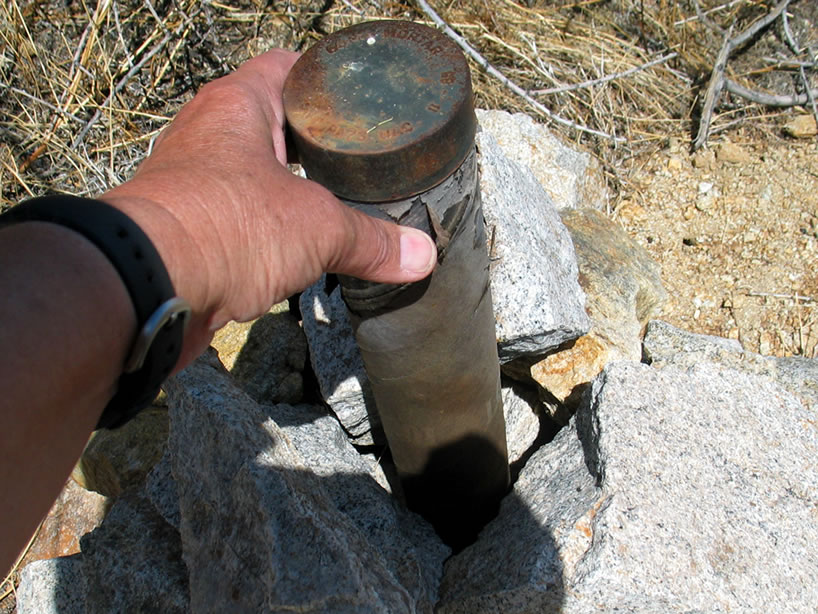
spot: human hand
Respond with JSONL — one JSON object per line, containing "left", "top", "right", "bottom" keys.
{"left": 101, "top": 49, "right": 437, "bottom": 368}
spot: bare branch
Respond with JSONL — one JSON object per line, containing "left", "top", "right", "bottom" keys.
{"left": 530, "top": 52, "right": 678, "bottom": 96}
{"left": 724, "top": 78, "right": 818, "bottom": 106}
{"left": 0, "top": 83, "right": 84, "bottom": 124}
{"left": 762, "top": 56, "right": 816, "bottom": 69}
{"left": 800, "top": 65, "right": 818, "bottom": 126}
{"left": 694, "top": 0, "right": 794, "bottom": 149}
{"left": 781, "top": 4, "right": 800, "bottom": 54}
{"left": 692, "top": 0, "right": 725, "bottom": 34}
{"left": 728, "top": 0, "right": 791, "bottom": 51}
{"left": 694, "top": 26, "right": 733, "bottom": 150}
{"left": 414, "top": 0, "right": 625, "bottom": 142}
{"left": 674, "top": 0, "right": 743, "bottom": 27}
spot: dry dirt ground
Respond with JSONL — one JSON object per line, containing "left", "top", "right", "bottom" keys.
{"left": 618, "top": 134, "right": 818, "bottom": 358}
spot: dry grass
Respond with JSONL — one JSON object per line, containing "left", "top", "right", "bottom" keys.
{"left": 1, "top": 0, "right": 814, "bottom": 209}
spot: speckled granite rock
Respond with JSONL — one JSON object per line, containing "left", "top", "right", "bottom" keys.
{"left": 501, "top": 382, "right": 543, "bottom": 465}
{"left": 476, "top": 109, "right": 608, "bottom": 210}
{"left": 644, "top": 319, "right": 818, "bottom": 410}
{"left": 80, "top": 489, "right": 189, "bottom": 614}
{"left": 165, "top": 350, "right": 448, "bottom": 613}
{"left": 478, "top": 131, "right": 590, "bottom": 360}
{"left": 17, "top": 555, "right": 85, "bottom": 614}
{"left": 438, "top": 360, "right": 818, "bottom": 613}
{"left": 72, "top": 406, "right": 169, "bottom": 498}
{"left": 299, "top": 279, "right": 381, "bottom": 445}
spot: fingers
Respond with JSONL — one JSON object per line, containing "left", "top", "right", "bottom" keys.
{"left": 234, "top": 49, "right": 300, "bottom": 165}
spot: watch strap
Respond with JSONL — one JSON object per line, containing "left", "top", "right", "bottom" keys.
{"left": 0, "top": 195, "right": 190, "bottom": 429}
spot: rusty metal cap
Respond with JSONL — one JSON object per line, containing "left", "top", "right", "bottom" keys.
{"left": 283, "top": 20, "right": 476, "bottom": 203}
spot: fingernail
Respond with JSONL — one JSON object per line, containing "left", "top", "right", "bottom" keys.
{"left": 400, "top": 228, "right": 436, "bottom": 274}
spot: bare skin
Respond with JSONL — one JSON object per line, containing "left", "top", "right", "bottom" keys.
{"left": 0, "top": 49, "right": 437, "bottom": 573}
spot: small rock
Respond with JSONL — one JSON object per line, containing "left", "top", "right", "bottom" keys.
{"left": 691, "top": 148, "right": 715, "bottom": 170}
{"left": 530, "top": 334, "right": 609, "bottom": 405}
{"left": 695, "top": 193, "right": 716, "bottom": 211}
{"left": 21, "top": 479, "right": 108, "bottom": 565}
{"left": 501, "top": 382, "right": 542, "bottom": 464}
{"left": 615, "top": 200, "right": 647, "bottom": 224}
{"left": 716, "top": 141, "right": 751, "bottom": 164}
{"left": 211, "top": 301, "right": 307, "bottom": 405}
{"left": 759, "top": 330, "right": 774, "bottom": 355}
{"left": 72, "top": 406, "right": 169, "bottom": 498}
{"left": 783, "top": 114, "right": 817, "bottom": 138}
{"left": 666, "top": 155, "right": 684, "bottom": 171}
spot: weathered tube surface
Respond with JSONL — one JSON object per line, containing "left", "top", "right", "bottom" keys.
{"left": 340, "top": 149, "right": 509, "bottom": 548}
{"left": 283, "top": 20, "right": 509, "bottom": 549}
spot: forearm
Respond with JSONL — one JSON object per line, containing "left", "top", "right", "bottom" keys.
{"left": 0, "top": 222, "right": 135, "bottom": 571}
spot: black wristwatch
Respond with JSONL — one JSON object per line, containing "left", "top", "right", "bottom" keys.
{"left": 0, "top": 195, "right": 190, "bottom": 429}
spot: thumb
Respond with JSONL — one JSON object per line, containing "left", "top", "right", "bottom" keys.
{"left": 325, "top": 201, "right": 437, "bottom": 284}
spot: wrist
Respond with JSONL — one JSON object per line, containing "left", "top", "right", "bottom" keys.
{"left": 100, "top": 186, "right": 218, "bottom": 322}
{"left": 0, "top": 196, "right": 189, "bottom": 427}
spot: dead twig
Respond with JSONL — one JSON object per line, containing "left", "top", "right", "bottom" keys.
{"left": 781, "top": 5, "right": 800, "bottom": 54}
{"left": 761, "top": 57, "right": 815, "bottom": 69}
{"left": 692, "top": 0, "right": 725, "bottom": 34}
{"left": 0, "top": 83, "right": 84, "bottom": 124}
{"left": 781, "top": 15, "right": 818, "bottom": 128}
{"left": 746, "top": 291, "right": 815, "bottom": 302}
{"left": 530, "top": 52, "right": 678, "bottom": 96}
{"left": 799, "top": 65, "right": 818, "bottom": 126}
{"left": 414, "top": 0, "right": 625, "bottom": 142}
{"left": 724, "top": 78, "right": 818, "bottom": 106}
{"left": 674, "top": 0, "right": 743, "bottom": 27}
{"left": 694, "top": 0, "right": 794, "bottom": 149}
{"left": 694, "top": 26, "right": 733, "bottom": 150}
{"left": 729, "top": 0, "right": 791, "bottom": 50}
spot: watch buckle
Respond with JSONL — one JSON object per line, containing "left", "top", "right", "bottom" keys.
{"left": 123, "top": 297, "right": 192, "bottom": 373}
